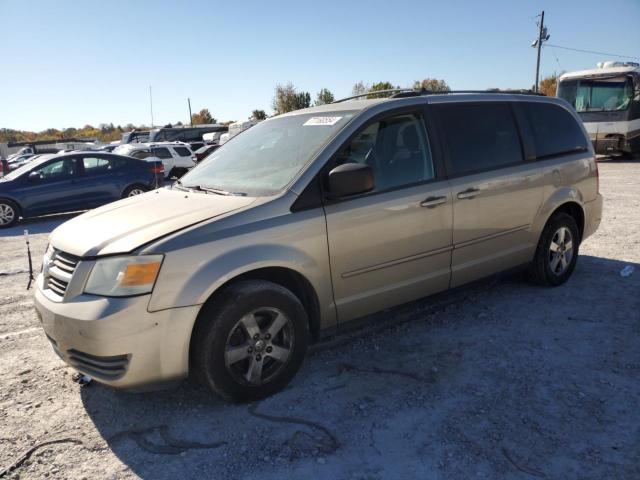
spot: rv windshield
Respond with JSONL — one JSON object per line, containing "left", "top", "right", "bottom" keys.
{"left": 558, "top": 76, "right": 634, "bottom": 112}
{"left": 179, "top": 112, "right": 355, "bottom": 196}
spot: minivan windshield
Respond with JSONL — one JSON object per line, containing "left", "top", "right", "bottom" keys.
{"left": 558, "top": 76, "right": 634, "bottom": 112}
{"left": 179, "top": 111, "right": 355, "bottom": 196}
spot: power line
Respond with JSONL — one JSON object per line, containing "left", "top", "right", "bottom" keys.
{"left": 551, "top": 48, "right": 564, "bottom": 72}
{"left": 543, "top": 43, "right": 640, "bottom": 61}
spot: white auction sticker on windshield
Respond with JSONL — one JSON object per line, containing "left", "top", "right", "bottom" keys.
{"left": 303, "top": 116, "right": 342, "bottom": 126}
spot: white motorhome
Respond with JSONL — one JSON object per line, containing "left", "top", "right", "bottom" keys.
{"left": 557, "top": 61, "right": 640, "bottom": 156}
{"left": 219, "top": 120, "right": 259, "bottom": 145}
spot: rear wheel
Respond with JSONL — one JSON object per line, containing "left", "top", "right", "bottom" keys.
{"left": 528, "top": 212, "right": 580, "bottom": 286}
{"left": 122, "top": 184, "right": 147, "bottom": 198}
{"left": 194, "top": 280, "right": 309, "bottom": 402}
{"left": 0, "top": 200, "right": 19, "bottom": 228}
{"left": 168, "top": 167, "right": 187, "bottom": 179}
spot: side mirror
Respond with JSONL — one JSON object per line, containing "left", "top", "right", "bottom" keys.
{"left": 327, "top": 163, "right": 374, "bottom": 198}
{"left": 28, "top": 171, "right": 42, "bottom": 182}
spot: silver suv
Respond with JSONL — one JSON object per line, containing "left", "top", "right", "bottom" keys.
{"left": 34, "top": 92, "right": 603, "bottom": 401}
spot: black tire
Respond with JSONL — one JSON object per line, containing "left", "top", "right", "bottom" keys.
{"left": 168, "top": 167, "right": 187, "bottom": 179}
{"left": 528, "top": 212, "right": 580, "bottom": 286}
{"left": 193, "top": 280, "right": 309, "bottom": 402}
{"left": 0, "top": 199, "right": 20, "bottom": 228}
{"left": 122, "top": 184, "right": 148, "bottom": 198}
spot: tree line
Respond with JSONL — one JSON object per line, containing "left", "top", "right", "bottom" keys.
{"left": 1, "top": 74, "right": 561, "bottom": 144}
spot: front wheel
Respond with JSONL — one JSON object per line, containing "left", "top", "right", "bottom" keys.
{"left": 0, "top": 199, "right": 19, "bottom": 228}
{"left": 528, "top": 212, "right": 580, "bottom": 286}
{"left": 193, "top": 280, "right": 309, "bottom": 402}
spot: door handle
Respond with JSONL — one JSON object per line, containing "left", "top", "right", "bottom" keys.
{"left": 420, "top": 196, "right": 447, "bottom": 208}
{"left": 457, "top": 188, "right": 480, "bottom": 200}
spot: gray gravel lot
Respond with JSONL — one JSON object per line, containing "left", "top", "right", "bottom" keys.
{"left": 1, "top": 159, "right": 639, "bottom": 479}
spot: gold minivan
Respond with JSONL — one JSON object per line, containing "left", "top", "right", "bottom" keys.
{"left": 34, "top": 91, "right": 603, "bottom": 401}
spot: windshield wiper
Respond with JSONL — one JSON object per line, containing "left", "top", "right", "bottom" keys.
{"left": 184, "top": 184, "right": 246, "bottom": 196}
{"left": 172, "top": 178, "right": 189, "bottom": 191}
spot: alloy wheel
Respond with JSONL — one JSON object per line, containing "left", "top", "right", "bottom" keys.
{"left": 0, "top": 204, "right": 15, "bottom": 226}
{"left": 128, "top": 188, "right": 145, "bottom": 197}
{"left": 548, "top": 226, "right": 574, "bottom": 275}
{"left": 224, "top": 307, "right": 294, "bottom": 386}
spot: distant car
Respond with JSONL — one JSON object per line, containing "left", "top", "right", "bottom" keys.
{"left": 121, "top": 130, "right": 150, "bottom": 144}
{"left": 6, "top": 154, "right": 36, "bottom": 171}
{"left": 0, "top": 152, "right": 164, "bottom": 228}
{"left": 7, "top": 147, "right": 35, "bottom": 161}
{"left": 7, "top": 147, "right": 58, "bottom": 160}
{"left": 148, "top": 125, "right": 227, "bottom": 143}
{"left": 194, "top": 144, "right": 220, "bottom": 162}
{"left": 113, "top": 142, "right": 196, "bottom": 178}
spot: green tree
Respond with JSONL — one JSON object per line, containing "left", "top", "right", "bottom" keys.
{"left": 413, "top": 78, "right": 451, "bottom": 92}
{"left": 251, "top": 109, "right": 267, "bottom": 120}
{"left": 352, "top": 81, "right": 369, "bottom": 96}
{"left": 272, "top": 83, "right": 311, "bottom": 114}
{"left": 314, "top": 88, "right": 335, "bottom": 106}
{"left": 191, "top": 108, "right": 217, "bottom": 124}
{"left": 294, "top": 91, "right": 311, "bottom": 110}
{"left": 367, "top": 81, "right": 397, "bottom": 98}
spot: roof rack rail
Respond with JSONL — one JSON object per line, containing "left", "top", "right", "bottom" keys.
{"left": 332, "top": 88, "right": 545, "bottom": 103}
{"left": 332, "top": 89, "right": 414, "bottom": 103}
{"left": 391, "top": 88, "right": 545, "bottom": 97}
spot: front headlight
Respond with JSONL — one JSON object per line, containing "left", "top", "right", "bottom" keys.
{"left": 42, "top": 244, "right": 54, "bottom": 272}
{"left": 84, "top": 255, "right": 163, "bottom": 297}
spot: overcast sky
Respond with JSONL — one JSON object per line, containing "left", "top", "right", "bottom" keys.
{"left": 1, "top": 0, "right": 639, "bottom": 131}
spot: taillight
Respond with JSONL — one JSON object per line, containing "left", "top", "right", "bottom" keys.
{"left": 150, "top": 164, "right": 164, "bottom": 174}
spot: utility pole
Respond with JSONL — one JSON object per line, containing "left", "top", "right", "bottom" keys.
{"left": 188, "top": 98, "right": 193, "bottom": 126}
{"left": 149, "top": 85, "right": 154, "bottom": 127}
{"left": 532, "top": 11, "right": 550, "bottom": 93}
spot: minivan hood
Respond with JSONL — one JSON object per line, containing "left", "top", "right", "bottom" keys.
{"left": 50, "top": 187, "right": 256, "bottom": 257}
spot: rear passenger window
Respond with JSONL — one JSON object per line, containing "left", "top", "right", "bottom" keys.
{"left": 152, "top": 147, "right": 172, "bottom": 159}
{"left": 82, "top": 157, "right": 128, "bottom": 174}
{"left": 82, "top": 157, "right": 110, "bottom": 173}
{"left": 435, "top": 103, "right": 523, "bottom": 176}
{"left": 337, "top": 113, "right": 434, "bottom": 192}
{"left": 131, "top": 150, "right": 152, "bottom": 160}
{"left": 173, "top": 147, "right": 192, "bottom": 157}
{"left": 519, "top": 102, "right": 589, "bottom": 159}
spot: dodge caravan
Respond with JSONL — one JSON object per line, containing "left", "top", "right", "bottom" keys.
{"left": 34, "top": 91, "right": 603, "bottom": 401}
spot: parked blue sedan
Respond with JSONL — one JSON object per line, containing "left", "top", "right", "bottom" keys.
{"left": 0, "top": 152, "right": 164, "bottom": 228}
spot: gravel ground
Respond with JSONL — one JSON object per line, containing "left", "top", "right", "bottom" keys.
{"left": 0, "top": 159, "right": 639, "bottom": 480}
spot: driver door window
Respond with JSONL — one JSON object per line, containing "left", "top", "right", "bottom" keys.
{"left": 337, "top": 113, "right": 434, "bottom": 192}
{"left": 36, "top": 158, "right": 78, "bottom": 181}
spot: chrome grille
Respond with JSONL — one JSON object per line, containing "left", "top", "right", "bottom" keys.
{"left": 44, "top": 249, "right": 80, "bottom": 300}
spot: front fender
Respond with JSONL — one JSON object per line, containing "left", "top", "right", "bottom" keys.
{"left": 148, "top": 239, "right": 335, "bottom": 321}
{"left": 189, "top": 244, "right": 320, "bottom": 307}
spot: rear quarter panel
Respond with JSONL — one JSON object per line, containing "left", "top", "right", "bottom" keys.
{"left": 529, "top": 151, "right": 597, "bottom": 242}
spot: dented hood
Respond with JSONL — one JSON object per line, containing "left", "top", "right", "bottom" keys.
{"left": 49, "top": 187, "right": 255, "bottom": 257}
